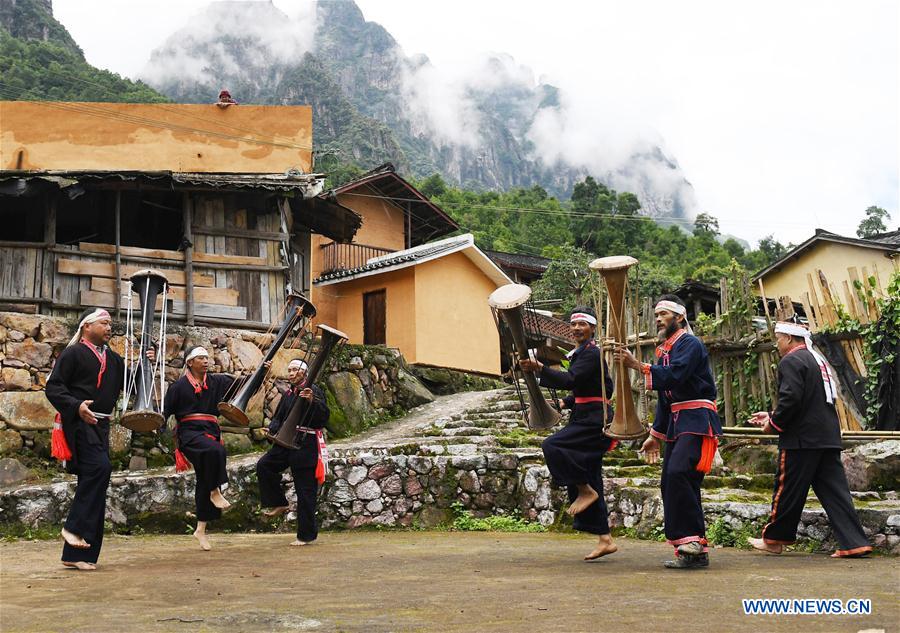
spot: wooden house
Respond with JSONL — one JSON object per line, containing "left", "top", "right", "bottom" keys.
{"left": 0, "top": 101, "right": 360, "bottom": 328}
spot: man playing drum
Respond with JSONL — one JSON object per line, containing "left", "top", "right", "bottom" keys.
{"left": 520, "top": 306, "right": 619, "bottom": 561}
{"left": 614, "top": 295, "right": 722, "bottom": 569}
{"left": 257, "top": 359, "right": 331, "bottom": 546}
{"left": 162, "top": 345, "right": 241, "bottom": 550}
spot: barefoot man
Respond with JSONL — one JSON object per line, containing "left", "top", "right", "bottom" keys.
{"left": 256, "top": 358, "right": 331, "bottom": 546}
{"left": 520, "top": 306, "right": 619, "bottom": 561}
{"left": 614, "top": 295, "right": 721, "bottom": 569}
{"left": 46, "top": 309, "right": 125, "bottom": 570}
{"left": 746, "top": 321, "right": 871, "bottom": 558}
{"left": 162, "top": 346, "right": 239, "bottom": 550}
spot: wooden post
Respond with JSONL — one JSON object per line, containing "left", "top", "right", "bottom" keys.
{"left": 114, "top": 191, "right": 122, "bottom": 319}
{"left": 41, "top": 196, "right": 57, "bottom": 314}
{"left": 183, "top": 193, "right": 195, "bottom": 326}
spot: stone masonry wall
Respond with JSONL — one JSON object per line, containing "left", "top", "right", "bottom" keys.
{"left": 0, "top": 311, "right": 449, "bottom": 477}
{"left": 2, "top": 445, "right": 898, "bottom": 554}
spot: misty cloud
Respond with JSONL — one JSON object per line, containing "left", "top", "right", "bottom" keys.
{"left": 140, "top": 1, "right": 318, "bottom": 90}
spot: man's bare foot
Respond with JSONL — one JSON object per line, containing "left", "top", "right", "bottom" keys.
{"left": 566, "top": 485, "right": 599, "bottom": 516}
{"left": 263, "top": 506, "right": 288, "bottom": 518}
{"left": 289, "top": 540, "right": 308, "bottom": 547}
{"left": 748, "top": 537, "right": 783, "bottom": 554}
{"left": 584, "top": 536, "right": 618, "bottom": 561}
{"left": 193, "top": 529, "right": 211, "bottom": 551}
{"left": 210, "top": 489, "right": 231, "bottom": 510}
{"left": 61, "top": 528, "right": 90, "bottom": 549}
{"left": 62, "top": 561, "right": 96, "bottom": 570}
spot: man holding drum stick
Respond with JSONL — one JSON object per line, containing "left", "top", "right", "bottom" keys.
{"left": 614, "top": 295, "right": 722, "bottom": 569}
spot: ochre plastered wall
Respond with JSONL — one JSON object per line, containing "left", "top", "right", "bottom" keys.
{"left": 310, "top": 185, "right": 407, "bottom": 326}
{"left": 329, "top": 267, "right": 417, "bottom": 362}
{"left": 758, "top": 241, "right": 897, "bottom": 304}
{"left": 0, "top": 102, "right": 312, "bottom": 173}
{"left": 414, "top": 252, "right": 501, "bottom": 375}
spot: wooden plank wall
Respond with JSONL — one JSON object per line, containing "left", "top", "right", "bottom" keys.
{"left": 192, "top": 197, "right": 286, "bottom": 325}
{"left": 0, "top": 244, "right": 44, "bottom": 302}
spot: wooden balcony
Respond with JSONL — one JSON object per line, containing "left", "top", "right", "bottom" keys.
{"left": 320, "top": 241, "right": 396, "bottom": 274}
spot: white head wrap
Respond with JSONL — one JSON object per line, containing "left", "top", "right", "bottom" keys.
{"left": 654, "top": 300, "right": 693, "bottom": 335}
{"left": 288, "top": 359, "right": 308, "bottom": 372}
{"left": 774, "top": 321, "right": 837, "bottom": 404}
{"left": 184, "top": 346, "right": 210, "bottom": 363}
{"left": 67, "top": 309, "right": 111, "bottom": 347}
{"left": 569, "top": 312, "right": 597, "bottom": 326}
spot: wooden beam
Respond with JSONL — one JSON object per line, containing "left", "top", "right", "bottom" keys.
{"left": 40, "top": 195, "right": 56, "bottom": 315}
{"left": 114, "top": 191, "right": 122, "bottom": 319}
{"left": 79, "top": 290, "right": 247, "bottom": 320}
{"left": 90, "top": 277, "right": 240, "bottom": 306}
{"left": 57, "top": 258, "right": 215, "bottom": 287}
{"left": 183, "top": 193, "right": 194, "bottom": 326}
{"left": 78, "top": 241, "right": 269, "bottom": 267}
{"left": 191, "top": 225, "right": 289, "bottom": 241}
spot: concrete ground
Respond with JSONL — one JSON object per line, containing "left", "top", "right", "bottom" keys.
{"left": 1, "top": 532, "right": 896, "bottom": 633}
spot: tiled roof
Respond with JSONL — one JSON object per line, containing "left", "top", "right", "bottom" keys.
{"left": 525, "top": 310, "right": 575, "bottom": 344}
{"left": 314, "top": 237, "right": 466, "bottom": 284}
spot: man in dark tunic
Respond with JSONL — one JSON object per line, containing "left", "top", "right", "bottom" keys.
{"left": 46, "top": 308, "right": 124, "bottom": 570}
{"left": 615, "top": 295, "right": 722, "bottom": 569}
{"left": 520, "top": 306, "right": 618, "bottom": 561}
{"left": 257, "top": 358, "right": 331, "bottom": 546}
{"left": 747, "top": 321, "right": 872, "bottom": 558}
{"left": 162, "top": 345, "right": 236, "bottom": 551}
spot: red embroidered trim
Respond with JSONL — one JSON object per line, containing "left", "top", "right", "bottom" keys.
{"left": 762, "top": 450, "right": 787, "bottom": 542}
{"left": 80, "top": 339, "right": 107, "bottom": 388}
{"left": 655, "top": 328, "right": 687, "bottom": 358}
{"left": 185, "top": 371, "right": 208, "bottom": 395}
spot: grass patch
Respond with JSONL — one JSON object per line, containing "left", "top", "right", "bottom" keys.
{"left": 448, "top": 502, "right": 545, "bottom": 533}
{"left": 706, "top": 516, "right": 762, "bottom": 548}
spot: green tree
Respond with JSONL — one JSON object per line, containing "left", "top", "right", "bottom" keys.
{"left": 531, "top": 245, "right": 596, "bottom": 314}
{"left": 856, "top": 206, "right": 891, "bottom": 238}
{"left": 693, "top": 212, "right": 720, "bottom": 237}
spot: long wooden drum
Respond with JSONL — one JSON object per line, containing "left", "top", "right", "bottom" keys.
{"left": 589, "top": 256, "right": 646, "bottom": 440}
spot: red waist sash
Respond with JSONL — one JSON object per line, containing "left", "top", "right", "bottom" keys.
{"left": 670, "top": 399, "right": 717, "bottom": 413}
{"left": 574, "top": 396, "right": 611, "bottom": 404}
{"left": 179, "top": 413, "right": 219, "bottom": 424}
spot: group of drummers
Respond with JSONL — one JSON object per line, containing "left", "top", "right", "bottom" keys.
{"left": 47, "top": 304, "right": 333, "bottom": 570}
{"left": 46, "top": 277, "right": 873, "bottom": 572}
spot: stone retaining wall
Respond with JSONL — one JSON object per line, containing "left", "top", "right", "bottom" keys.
{"left": 3, "top": 447, "right": 897, "bottom": 554}
{"left": 0, "top": 311, "right": 462, "bottom": 475}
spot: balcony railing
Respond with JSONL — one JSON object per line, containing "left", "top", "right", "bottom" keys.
{"left": 320, "top": 241, "right": 396, "bottom": 274}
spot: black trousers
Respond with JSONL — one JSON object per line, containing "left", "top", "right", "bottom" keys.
{"left": 257, "top": 445, "right": 319, "bottom": 542}
{"left": 542, "top": 416, "right": 614, "bottom": 535}
{"left": 762, "top": 448, "right": 871, "bottom": 553}
{"left": 661, "top": 434, "right": 708, "bottom": 549}
{"left": 62, "top": 428, "right": 112, "bottom": 564}
{"left": 179, "top": 424, "right": 228, "bottom": 522}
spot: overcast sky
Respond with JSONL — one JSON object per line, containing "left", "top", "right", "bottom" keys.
{"left": 53, "top": 0, "right": 899, "bottom": 246}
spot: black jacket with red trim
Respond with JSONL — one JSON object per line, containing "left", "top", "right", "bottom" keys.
{"left": 770, "top": 347, "right": 842, "bottom": 449}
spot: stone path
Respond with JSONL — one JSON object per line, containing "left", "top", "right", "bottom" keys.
{"left": 1, "top": 532, "right": 896, "bottom": 633}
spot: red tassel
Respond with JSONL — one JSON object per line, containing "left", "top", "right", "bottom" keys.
{"left": 315, "top": 457, "right": 325, "bottom": 486}
{"left": 696, "top": 436, "right": 718, "bottom": 474}
{"left": 174, "top": 448, "right": 192, "bottom": 473}
{"left": 50, "top": 414, "right": 72, "bottom": 462}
